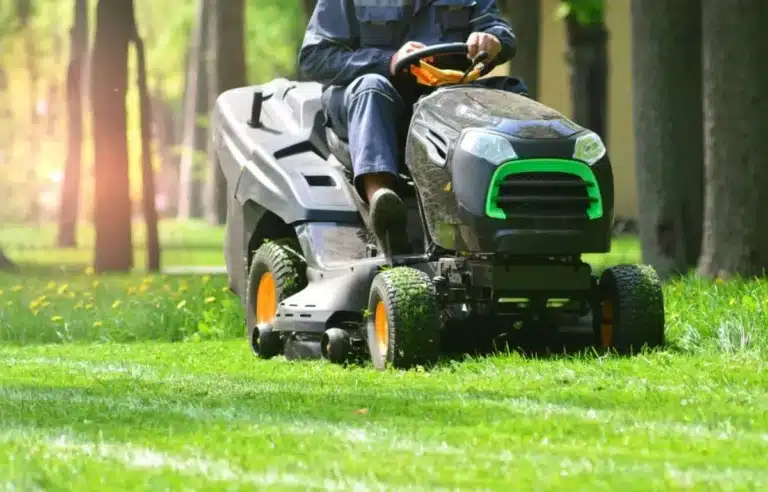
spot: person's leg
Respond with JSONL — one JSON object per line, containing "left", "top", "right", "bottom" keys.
{"left": 344, "top": 74, "right": 412, "bottom": 255}
{"left": 344, "top": 74, "right": 404, "bottom": 200}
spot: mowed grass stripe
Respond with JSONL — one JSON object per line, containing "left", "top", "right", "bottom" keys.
{"left": 1, "top": 342, "right": 767, "bottom": 489}
{"left": 0, "top": 428, "right": 392, "bottom": 492}
{"left": 0, "top": 423, "right": 765, "bottom": 491}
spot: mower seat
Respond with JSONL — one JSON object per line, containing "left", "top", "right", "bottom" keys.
{"left": 325, "top": 127, "right": 353, "bottom": 171}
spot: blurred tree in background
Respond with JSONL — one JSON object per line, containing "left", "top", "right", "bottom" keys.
{"left": 1, "top": 0, "right": 767, "bottom": 278}
{"left": 630, "top": 0, "right": 703, "bottom": 280}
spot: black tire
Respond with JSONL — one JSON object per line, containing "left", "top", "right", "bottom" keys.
{"left": 365, "top": 267, "right": 441, "bottom": 370}
{"left": 321, "top": 328, "right": 351, "bottom": 364}
{"left": 251, "top": 324, "right": 282, "bottom": 359}
{"left": 245, "top": 240, "right": 307, "bottom": 358}
{"left": 594, "top": 264, "right": 665, "bottom": 355}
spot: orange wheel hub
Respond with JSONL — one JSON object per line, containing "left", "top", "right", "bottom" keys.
{"left": 256, "top": 272, "right": 277, "bottom": 325}
{"left": 374, "top": 301, "right": 389, "bottom": 356}
{"left": 601, "top": 300, "right": 614, "bottom": 347}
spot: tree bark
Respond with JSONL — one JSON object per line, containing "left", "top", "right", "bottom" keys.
{"left": 90, "top": 0, "right": 135, "bottom": 273}
{"left": 564, "top": 13, "right": 608, "bottom": 142}
{"left": 498, "top": 0, "right": 540, "bottom": 99}
{"left": 150, "top": 91, "right": 178, "bottom": 217}
{"left": 57, "top": 0, "right": 88, "bottom": 248}
{"left": 0, "top": 247, "right": 14, "bottom": 270}
{"left": 132, "top": 27, "right": 160, "bottom": 272}
{"left": 630, "top": 0, "right": 703, "bottom": 279}
{"left": 18, "top": 0, "right": 40, "bottom": 223}
{"left": 208, "top": 0, "right": 246, "bottom": 226}
{"left": 697, "top": 0, "right": 768, "bottom": 279}
{"left": 178, "top": 0, "right": 210, "bottom": 220}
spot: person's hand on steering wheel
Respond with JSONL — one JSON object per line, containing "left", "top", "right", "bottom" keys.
{"left": 389, "top": 41, "right": 434, "bottom": 75}
{"left": 466, "top": 32, "right": 501, "bottom": 62}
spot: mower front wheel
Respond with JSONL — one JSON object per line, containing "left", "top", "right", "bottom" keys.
{"left": 365, "top": 267, "right": 441, "bottom": 370}
{"left": 245, "top": 240, "right": 307, "bottom": 358}
{"left": 321, "top": 328, "right": 351, "bottom": 365}
{"left": 593, "top": 264, "right": 665, "bottom": 355}
{"left": 251, "top": 324, "right": 282, "bottom": 359}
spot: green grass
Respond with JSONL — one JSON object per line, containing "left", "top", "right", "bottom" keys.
{"left": 2, "top": 235, "right": 767, "bottom": 490}
{"left": 1, "top": 219, "right": 226, "bottom": 270}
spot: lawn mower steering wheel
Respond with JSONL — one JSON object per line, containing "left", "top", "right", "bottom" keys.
{"left": 393, "top": 42, "right": 490, "bottom": 77}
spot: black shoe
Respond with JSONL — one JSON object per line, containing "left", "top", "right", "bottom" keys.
{"left": 369, "top": 188, "right": 412, "bottom": 258}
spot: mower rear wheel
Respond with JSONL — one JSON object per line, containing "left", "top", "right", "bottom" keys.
{"left": 594, "top": 264, "right": 665, "bottom": 355}
{"left": 365, "top": 267, "right": 441, "bottom": 370}
{"left": 246, "top": 240, "right": 307, "bottom": 358}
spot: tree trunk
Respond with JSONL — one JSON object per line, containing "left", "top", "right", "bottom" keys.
{"left": 630, "top": 0, "right": 703, "bottom": 279}
{"left": 564, "top": 14, "right": 608, "bottom": 142}
{"left": 0, "top": 247, "right": 14, "bottom": 270}
{"left": 207, "top": 0, "right": 246, "bottom": 226}
{"left": 90, "top": 0, "right": 135, "bottom": 273}
{"left": 132, "top": 28, "right": 160, "bottom": 272}
{"left": 150, "top": 91, "right": 178, "bottom": 217}
{"left": 498, "top": 0, "right": 540, "bottom": 99}
{"left": 178, "top": 0, "right": 210, "bottom": 220}
{"left": 18, "top": 0, "right": 40, "bottom": 223}
{"left": 697, "top": 0, "right": 768, "bottom": 279}
{"left": 57, "top": 0, "right": 88, "bottom": 248}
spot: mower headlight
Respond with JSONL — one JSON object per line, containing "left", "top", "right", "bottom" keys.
{"left": 573, "top": 131, "right": 607, "bottom": 165}
{"left": 459, "top": 130, "right": 518, "bottom": 165}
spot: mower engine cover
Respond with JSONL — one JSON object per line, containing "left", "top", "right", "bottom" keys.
{"left": 405, "top": 86, "right": 615, "bottom": 256}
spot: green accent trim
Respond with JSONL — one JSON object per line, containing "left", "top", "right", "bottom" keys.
{"left": 485, "top": 158, "right": 604, "bottom": 220}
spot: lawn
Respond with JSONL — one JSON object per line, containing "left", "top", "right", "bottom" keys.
{"left": 0, "top": 219, "right": 227, "bottom": 270}
{"left": 1, "top": 234, "right": 767, "bottom": 490}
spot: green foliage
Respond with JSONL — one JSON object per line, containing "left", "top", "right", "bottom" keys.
{"left": 555, "top": 0, "right": 604, "bottom": 25}
{"left": 0, "top": 0, "right": 306, "bottom": 223}
{"left": 0, "top": 271, "right": 242, "bottom": 344}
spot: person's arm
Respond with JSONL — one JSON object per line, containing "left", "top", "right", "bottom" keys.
{"left": 298, "top": 0, "right": 398, "bottom": 86}
{"left": 470, "top": 0, "right": 517, "bottom": 65}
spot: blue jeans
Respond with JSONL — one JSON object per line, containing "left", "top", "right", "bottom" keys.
{"left": 322, "top": 74, "right": 529, "bottom": 197}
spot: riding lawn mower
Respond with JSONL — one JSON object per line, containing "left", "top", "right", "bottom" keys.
{"left": 211, "top": 43, "right": 665, "bottom": 370}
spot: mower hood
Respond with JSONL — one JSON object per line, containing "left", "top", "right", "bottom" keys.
{"left": 421, "top": 86, "right": 585, "bottom": 140}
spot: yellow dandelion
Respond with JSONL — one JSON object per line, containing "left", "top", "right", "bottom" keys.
{"left": 0, "top": 289, "right": 4, "bottom": 296}
{"left": 92, "top": 280, "right": 100, "bottom": 288}
{"left": 67, "top": 292, "right": 76, "bottom": 299}
{"left": 84, "top": 266, "right": 95, "bottom": 276}
{"left": 139, "top": 284, "right": 149, "bottom": 293}
{"left": 221, "top": 287, "right": 229, "bottom": 293}
{"left": 127, "top": 286, "right": 137, "bottom": 295}
{"left": 204, "top": 297, "right": 216, "bottom": 304}
{"left": 93, "top": 321, "right": 103, "bottom": 328}
{"left": 85, "top": 303, "right": 94, "bottom": 310}
{"left": 176, "top": 300, "right": 187, "bottom": 309}
{"left": 112, "top": 300, "right": 122, "bottom": 309}
{"left": 201, "top": 275, "right": 211, "bottom": 284}
{"left": 47, "top": 281, "right": 57, "bottom": 289}
{"left": 51, "top": 315, "right": 63, "bottom": 322}
{"left": 179, "top": 286, "right": 188, "bottom": 293}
